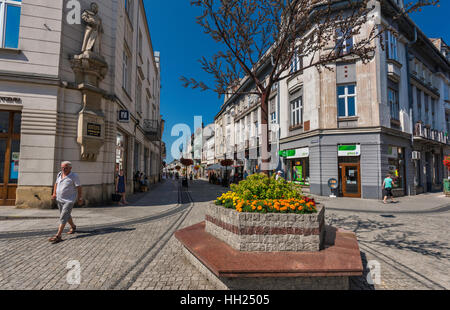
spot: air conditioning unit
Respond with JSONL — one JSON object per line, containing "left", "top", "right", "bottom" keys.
{"left": 412, "top": 151, "right": 421, "bottom": 160}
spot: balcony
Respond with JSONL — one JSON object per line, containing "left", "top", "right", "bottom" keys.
{"left": 143, "top": 119, "right": 162, "bottom": 141}
{"left": 387, "top": 59, "right": 402, "bottom": 83}
{"left": 414, "top": 122, "right": 448, "bottom": 145}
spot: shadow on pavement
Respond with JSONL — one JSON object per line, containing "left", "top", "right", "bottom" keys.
{"left": 71, "top": 227, "right": 136, "bottom": 240}
{"left": 328, "top": 213, "right": 449, "bottom": 260}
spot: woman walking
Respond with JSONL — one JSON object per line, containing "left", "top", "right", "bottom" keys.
{"left": 382, "top": 174, "right": 396, "bottom": 204}
{"left": 116, "top": 169, "right": 128, "bottom": 205}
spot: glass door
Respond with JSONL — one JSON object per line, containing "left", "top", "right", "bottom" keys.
{"left": 0, "top": 111, "right": 21, "bottom": 206}
{"left": 340, "top": 163, "right": 361, "bottom": 198}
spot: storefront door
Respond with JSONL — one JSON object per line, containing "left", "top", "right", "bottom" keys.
{"left": 0, "top": 111, "right": 21, "bottom": 206}
{"left": 339, "top": 163, "right": 361, "bottom": 198}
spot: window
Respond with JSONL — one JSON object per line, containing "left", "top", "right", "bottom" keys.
{"left": 431, "top": 98, "right": 435, "bottom": 128}
{"left": 446, "top": 113, "right": 450, "bottom": 133}
{"left": 336, "top": 28, "right": 353, "bottom": 56}
{"left": 337, "top": 85, "right": 356, "bottom": 117}
{"left": 146, "top": 95, "right": 150, "bottom": 119}
{"left": 416, "top": 89, "right": 422, "bottom": 123}
{"left": 270, "top": 112, "right": 277, "bottom": 124}
{"left": 125, "top": 0, "right": 133, "bottom": 23}
{"left": 136, "top": 77, "right": 142, "bottom": 113}
{"left": 0, "top": 0, "right": 22, "bottom": 49}
{"left": 424, "top": 94, "right": 429, "bottom": 125}
{"left": 290, "top": 97, "right": 303, "bottom": 127}
{"left": 122, "top": 49, "right": 131, "bottom": 94}
{"left": 385, "top": 30, "right": 398, "bottom": 61}
{"left": 388, "top": 88, "right": 399, "bottom": 121}
{"left": 290, "top": 51, "right": 303, "bottom": 73}
{"left": 138, "top": 31, "right": 143, "bottom": 58}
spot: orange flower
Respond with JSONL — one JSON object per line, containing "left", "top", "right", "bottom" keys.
{"left": 257, "top": 206, "right": 263, "bottom": 211}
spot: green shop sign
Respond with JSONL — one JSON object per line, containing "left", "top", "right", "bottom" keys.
{"left": 279, "top": 148, "right": 309, "bottom": 159}
{"left": 338, "top": 145, "right": 361, "bottom": 157}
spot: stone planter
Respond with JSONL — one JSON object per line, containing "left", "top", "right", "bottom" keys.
{"left": 205, "top": 203, "right": 325, "bottom": 252}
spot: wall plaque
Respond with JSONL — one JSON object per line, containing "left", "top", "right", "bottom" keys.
{"left": 87, "top": 123, "right": 101, "bottom": 137}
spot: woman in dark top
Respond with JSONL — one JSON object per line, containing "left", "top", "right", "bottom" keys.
{"left": 116, "top": 169, "right": 128, "bottom": 205}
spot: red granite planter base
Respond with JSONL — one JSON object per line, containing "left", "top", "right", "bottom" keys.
{"left": 175, "top": 222, "right": 364, "bottom": 290}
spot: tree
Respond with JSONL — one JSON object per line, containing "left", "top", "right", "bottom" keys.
{"left": 182, "top": 0, "right": 438, "bottom": 174}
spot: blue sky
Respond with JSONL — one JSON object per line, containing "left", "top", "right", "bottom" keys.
{"left": 144, "top": 1, "right": 450, "bottom": 164}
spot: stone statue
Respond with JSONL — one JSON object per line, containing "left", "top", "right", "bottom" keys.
{"left": 81, "top": 3, "right": 103, "bottom": 55}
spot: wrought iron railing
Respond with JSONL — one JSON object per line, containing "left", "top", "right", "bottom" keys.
{"left": 414, "top": 122, "right": 448, "bottom": 144}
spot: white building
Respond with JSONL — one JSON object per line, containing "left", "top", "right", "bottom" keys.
{"left": 0, "top": 0, "right": 163, "bottom": 208}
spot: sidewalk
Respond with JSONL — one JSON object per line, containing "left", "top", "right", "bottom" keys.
{"left": 309, "top": 192, "right": 450, "bottom": 214}
{"left": 0, "top": 179, "right": 181, "bottom": 233}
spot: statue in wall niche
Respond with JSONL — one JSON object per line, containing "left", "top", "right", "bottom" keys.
{"left": 81, "top": 2, "right": 103, "bottom": 55}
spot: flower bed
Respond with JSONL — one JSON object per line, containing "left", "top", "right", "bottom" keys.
{"left": 207, "top": 174, "right": 324, "bottom": 252}
{"left": 215, "top": 174, "right": 317, "bottom": 214}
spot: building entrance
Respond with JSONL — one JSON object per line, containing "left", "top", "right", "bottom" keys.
{"left": 0, "top": 111, "right": 21, "bottom": 206}
{"left": 338, "top": 157, "right": 361, "bottom": 198}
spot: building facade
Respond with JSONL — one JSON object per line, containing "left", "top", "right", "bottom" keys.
{"left": 214, "top": 0, "right": 450, "bottom": 199}
{"left": 0, "top": 0, "right": 163, "bottom": 208}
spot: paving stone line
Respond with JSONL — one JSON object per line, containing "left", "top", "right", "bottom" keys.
{"left": 109, "top": 189, "right": 194, "bottom": 290}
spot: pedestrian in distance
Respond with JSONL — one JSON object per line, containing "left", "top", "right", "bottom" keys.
{"left": 49, "top": 161, "right": 83, "bottom": 244}
{"left": 382, "top": 173, "right": 396, "bottom": 204}
{"left": 115, "top": 169, "right": 128, "bottom": 205}
{"left": 276, "top": 171, "right": 283, "bottom": 181}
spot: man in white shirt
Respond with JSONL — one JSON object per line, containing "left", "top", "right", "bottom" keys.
{"left": 276, "top": 171, "right": 283, "bottom": 181}
{"left": 49, "top": 161, "right": 83, "bottom": 244}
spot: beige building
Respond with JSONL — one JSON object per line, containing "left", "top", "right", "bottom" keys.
{"left": 215, "top": 0, "right": 450, "bottom": 199}
{"left": 0, "top": 0, "right": 163, "bottom": 208}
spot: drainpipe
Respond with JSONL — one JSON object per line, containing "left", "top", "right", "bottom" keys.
{"left": 406, "top": 26, "right": 417, "bottom": 144}
{"left": 406, "top": 26, "right": 417, "bottom": 196}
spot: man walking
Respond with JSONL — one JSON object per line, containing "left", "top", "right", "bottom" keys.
{"left": 49, "top": 161, "right": 83, "bottom": 244}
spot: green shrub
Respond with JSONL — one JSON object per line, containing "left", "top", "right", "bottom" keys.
{"left": 230, "top": 173, "right": 302, "bottom": 200}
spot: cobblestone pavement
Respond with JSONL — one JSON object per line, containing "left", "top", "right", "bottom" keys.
{"left": 0, "top": 179, "right": 448, "bottom": 290}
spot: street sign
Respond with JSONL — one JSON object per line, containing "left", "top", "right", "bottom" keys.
{"left": 118, "top": 110, "right": 130, "bottom": 123}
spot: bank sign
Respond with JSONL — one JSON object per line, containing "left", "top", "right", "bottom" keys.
{"left": 338, "top": 145, "right": 361, "bottom": 157}
{"left": 118, "top": 110, "right": 130, "bottom": 123}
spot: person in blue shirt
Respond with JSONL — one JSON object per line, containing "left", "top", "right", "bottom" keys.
{"left": 382, "top": 174, "right": 396, "bottom": 204}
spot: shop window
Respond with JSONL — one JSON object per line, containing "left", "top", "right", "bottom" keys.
{"left": 289, "top": 158, "right": 309, "bottom": 186}
{"left": 0, "top": 140, "right": 5, "bottom": 183}
{"left": 387, "top": 146, "right": 405, "bottom": 190}
{"left": 0, "top": 111, "right": 9, "bottom": 133}
{"left": 116, "top": 132, "right": 127, "bottom": 173}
